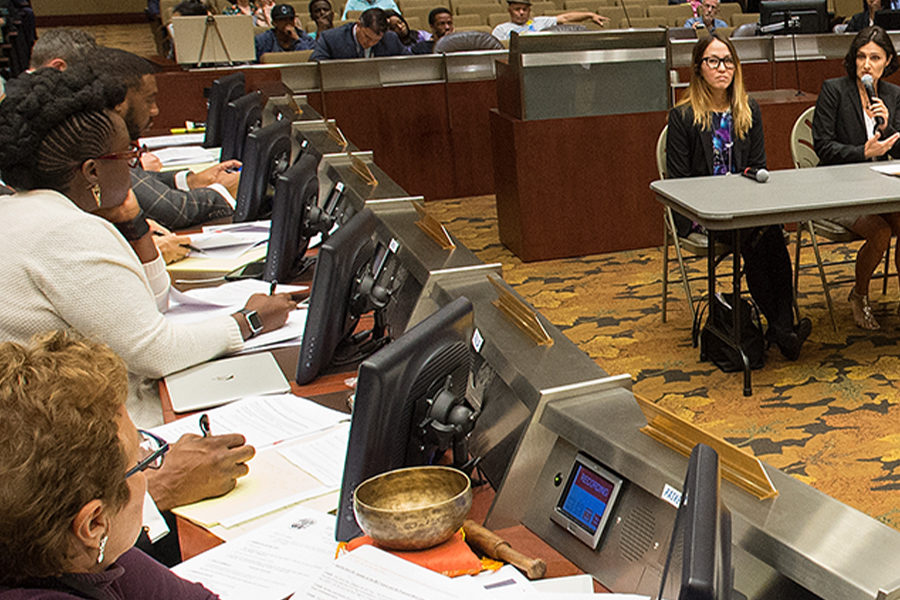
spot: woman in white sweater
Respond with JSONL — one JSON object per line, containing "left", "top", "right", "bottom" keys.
{"left": 0, "top": 67, "right": 299, "bottom": 513}
{"left": 0, "top": 67, "right": 296, "bottom": 424}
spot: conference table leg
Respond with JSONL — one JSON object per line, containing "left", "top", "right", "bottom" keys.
{"left": 704, "top": 229, "right": 753, "bottom": 396}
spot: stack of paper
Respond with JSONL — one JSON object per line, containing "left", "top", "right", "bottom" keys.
{"left": 152, "top": 394, "right": 351, "bottom": 533}
{"left": 139, "top": 133, "right": 207, "bottom": 150}
{"left": 165, "top": 279, "right": 308, "bottom": 354}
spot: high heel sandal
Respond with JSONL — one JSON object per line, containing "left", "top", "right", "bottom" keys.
{"left": 849, "top": 289, "right": 879, "bottom": 330}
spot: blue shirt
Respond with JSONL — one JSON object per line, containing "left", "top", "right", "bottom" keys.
{"left": 254, "top": 28, "right": 316, "bottom": 62}
{"left": 341, "top": 0, "right": 401, "bottom": 20}
{"left": 683, "top": 16, "right": 729, "bottom": 29}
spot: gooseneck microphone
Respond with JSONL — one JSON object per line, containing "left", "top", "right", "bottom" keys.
{"left": 742, "top": 167, "right": 769, "bottom": 183}
{"left": 861, "top": 74, "right": 885, "bottom": 129}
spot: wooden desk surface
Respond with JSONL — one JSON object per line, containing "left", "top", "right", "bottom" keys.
{"left": 160, "top": 325, "right": 603, "bottom": 589}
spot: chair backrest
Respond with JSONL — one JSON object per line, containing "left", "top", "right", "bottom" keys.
{"left": 647, "top": 4, "right": 692, "bottom": 19}
{"left": 488, "top": 11, "right": 510, "bottom": 26}
{"left": 531, "top": 1, "right": 558, "bottom": 14}
{"left": 656, "top": 124, "right": 668, "bottom": 179}
{"left": 621, "top": 15, "right": 667, "bottom": 27}
{"left": 730, "top": 21, "right": 757, "bottom": 36}
{"left": 716, "top": 2, "right": 741, "bottom": 21}
{"left": 730, "top": 12, "right": 758, "bottom": 26}
{"left": 454, "top": 13, "right": 486, "bottom": 26}
{"left": 790, "top": 106, "right": 819, "bottom": 169}
{"left": 434, "top": 29, "right": 503, "bottom": 50}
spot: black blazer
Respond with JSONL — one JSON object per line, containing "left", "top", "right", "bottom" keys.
{"left": 665, "top": 99, "right": 766, "bottom": 236}
{"left": 846, "top": 10, "right": 872, "bottom": 32}
{"left": 812, "top": 76, "right": 900, "bottom": 165}
{"left": 310, "top": 22, "right": 408, "bottom": 60}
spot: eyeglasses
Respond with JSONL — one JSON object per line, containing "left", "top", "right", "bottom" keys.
{"left": 96, "top": 145, "right": 145, "bottom": 169}
{"left": 702, "top": 56, "right": 735, "bottom": 70}
{"left": 125, "top": 430, "right": 169, "bottom": 478}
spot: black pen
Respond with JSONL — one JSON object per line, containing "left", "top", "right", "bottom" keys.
{"left": 269, "top": 280, "right": 277, "bottom": 296}
{"left": 199, "top": 413, "right": 211, "bottom": 437}
{"left": 152, "top": 230, "right": 206, "bottom": 254}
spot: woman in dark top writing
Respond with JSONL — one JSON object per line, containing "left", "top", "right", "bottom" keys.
{"left": 813, "top": 26, "right": 900, "bottom": 330}
{"left": 0, "top": 332, "right": 217, "bottom": 599}
{"left": 667, "top": 35, "right": 811, "bottom": 360}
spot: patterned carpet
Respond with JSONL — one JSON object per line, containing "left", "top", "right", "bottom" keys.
{"left": 429, "top": 195, "right": 900, "bottom": 531}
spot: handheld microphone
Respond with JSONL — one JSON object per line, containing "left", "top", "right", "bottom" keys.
{"left": 742, "top": 167, "right": 769, "bottom": 183}
{"left": 861, "top": 74, "right": 885, "bottom": 129}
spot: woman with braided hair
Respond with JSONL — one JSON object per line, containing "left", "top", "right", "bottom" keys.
{"left": 0, "top": 66, "right": 300, "bottom": 422}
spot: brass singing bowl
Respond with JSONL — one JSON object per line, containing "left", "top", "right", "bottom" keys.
{"left": 353, "top": 466, "right": 472, "bottom": 551}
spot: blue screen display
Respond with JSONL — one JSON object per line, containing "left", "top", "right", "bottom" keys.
{"left": 560, "top": 464, "right": 615, "bottom": 534}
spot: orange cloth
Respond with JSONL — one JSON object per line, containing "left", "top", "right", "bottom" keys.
{"left": 340, "top": 530, "right": 490, "bottom": 577}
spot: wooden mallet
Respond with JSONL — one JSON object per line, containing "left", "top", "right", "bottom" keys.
{"left": 463, "top": 520, "right": 547, "bottom": 579}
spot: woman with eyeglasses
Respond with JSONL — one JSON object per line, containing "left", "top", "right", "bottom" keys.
{"left": 0, "top": 331, "right": 216, "bottom": 598}
{"left": 812, "top": 26, "right": 900, "bottom": 330}
{"left": 667, "top": 35, "right": 811, "bottom": 360}
{"left": 0, "top": 66, "right": 297, "bottom": 428}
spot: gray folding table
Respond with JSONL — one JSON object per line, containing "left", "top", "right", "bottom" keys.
{"left": 651, "top": 162, "right": 900, "bottom": 394}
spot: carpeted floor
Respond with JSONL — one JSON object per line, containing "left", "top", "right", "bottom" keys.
{"left": 429, "top": 195, "right": 900, "bottom": 531}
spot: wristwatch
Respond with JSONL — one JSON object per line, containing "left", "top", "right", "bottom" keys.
{"left": 238, "top": 308, "right": 263, "bottom": 338}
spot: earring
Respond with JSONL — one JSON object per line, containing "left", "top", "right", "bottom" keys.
{"left": 91, "top": 184, "right": 102, "bottom": 208}
{"left": 97, "top": 534, "right": 108, "bottom": 564}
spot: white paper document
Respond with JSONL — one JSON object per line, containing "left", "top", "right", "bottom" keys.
{"left": 304, "top": 544, "right": 485, "bottom": 600}
{"left": 202, "top": 220, "right": 271, "bottom": 234}
{"left": 165, "top": 280, "right": 309, "bottom": 353}
{"left": 149, "top": 393, "right": 348, "bottom": 449}
{"left": 153, "top": 145, "right": 221, "bottom": 167}
{"left": 278, "top": 422, "right": 351, "bottom": 488}
{"left": 139, "top": 132, "right": 206, "bottom": 150}
{"left": 173, "top": 506, "right": 338, "bottom": 600}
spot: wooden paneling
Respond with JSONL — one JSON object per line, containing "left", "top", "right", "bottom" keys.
{"left": 491, "top": 108, "right": 668, "bottom": 262}
{"left": 151, "top": 68, "right": 287, "bottom": 133}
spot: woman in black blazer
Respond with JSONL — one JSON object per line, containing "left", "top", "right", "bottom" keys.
{"left": 846, "top": 0, "right": 881, "bottom": 32}
{"left": 812, "top": 26, "right": 900, "bottom": 330}
{"left": 667, "top": 35, "right": 811, "bottom": 360}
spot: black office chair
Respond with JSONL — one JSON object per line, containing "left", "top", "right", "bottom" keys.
{"left": 434, "top": 31, "right": 503, "bottom": 52}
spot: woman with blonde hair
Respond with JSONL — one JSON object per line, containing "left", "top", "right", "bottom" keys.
{"left": 666, "top": 34, "right": 811, "bottom": 360}
{"left": 0, "top": 331, "right": 216, "bottom": 598}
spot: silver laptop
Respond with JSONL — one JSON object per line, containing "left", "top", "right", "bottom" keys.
{"left": 166, "top": 352, "right": 291, "bottom": 413}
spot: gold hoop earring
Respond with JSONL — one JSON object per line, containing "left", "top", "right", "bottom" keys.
{"left": 91, "top": 184, "right": 102, "bottom": 208}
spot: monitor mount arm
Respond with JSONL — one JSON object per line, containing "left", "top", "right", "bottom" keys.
{"left": 417, "top": 374, "right": 482, "bottom": 477}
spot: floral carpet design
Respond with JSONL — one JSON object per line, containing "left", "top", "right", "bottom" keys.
{"left": 430, "top": 195, "right": 900, "bottom": 530}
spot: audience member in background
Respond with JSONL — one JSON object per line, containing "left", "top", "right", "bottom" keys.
{"left": 0, "top": 331, "right": 218, "bottom": 598}
{"left": 409, "top": 7, "right": 452, "bottom": 53}
{"left": 812, "top": 26, "right": 900, "bottom": 330}
{"left": 312, "top": 7, "right": 408, "bottom": 59}
{"left": 683, "top": 0, "right": 728, "bottom": 31}
{"left": 341, "top": 0, "right": 400, "bottom": 20}
{"left": 223, "top": 0, "right": 260, "bottom": 21}
{"left": 847, "top": 0, "right": 882, "bottom": 31}
{"left": 429, "top": 7, "right": 455, "bottom": 40}
{"left": 86, "top": 48, "right": 242, "bottom": 230}
{"left": 383, "top": 10, "right": 430, "bottom": 47}
{"left": 255, "top": 0, "right": 277, "bottom": 27}
{"left": 0, "top": 68, "right": 288, "bottom": 549}
{"left": 28, "top": 27, "right": 96, "bottom": 71}
{"left": 667, "top": 35, "right": 811, "bottom": 360}
{"left": 491, "top": 0, "right": 609, "bottom": 41}
{"left": 255, "top": 3, "right": 316, "bottom": 61}
{"left": 308, "top": 0, "right": 335, "bottom": 38}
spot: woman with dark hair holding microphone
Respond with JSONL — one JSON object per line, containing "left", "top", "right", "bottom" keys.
{"left": 667, "top": 35, "right": 811, "bottom": 360}
{"left": 812, "top": 26, "right": 900, "bottom": 330}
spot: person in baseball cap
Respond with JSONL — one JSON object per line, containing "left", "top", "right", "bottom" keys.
{"left": 491, "top": 0, "right": 610, "bottom": 40}
{"left": 254, "top": 3, "right": 316, "bottom": 61}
